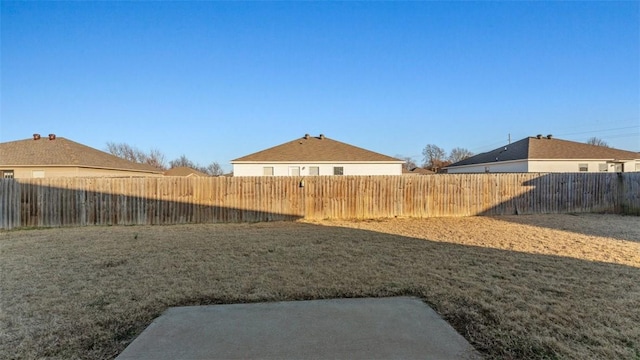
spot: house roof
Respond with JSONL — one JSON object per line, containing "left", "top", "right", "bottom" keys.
{"left": 232, "top": 134, "right": 403, "bottom": 163}
{"left": 447, "top": 136, "right": 640, "bottom": 168}
{"left": 402, "top": 167, "right": 435, "bottom": 175}
{"left": 164, "top": 166, "right": 209, "bottom": 177}
{"left": 0, "top": 136, "right": 162, "bottom": 173}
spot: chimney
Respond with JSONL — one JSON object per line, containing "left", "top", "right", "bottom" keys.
{"left": 536, "top": 134, "right": 542, "bottom": 139}
{"left": 547, "top": 134, "right": 553, "bottom": 139}
{"left": 319, "top": 134, "right": 325, "bottom": 139}
{"left": 304, "top": 134, "right": 310, "bottom": 139}
{"left": 33, "top": 133, "right": 41, "bottom": 140}
{"left": 48, "top": 134, "right": 56, "bottom": 140}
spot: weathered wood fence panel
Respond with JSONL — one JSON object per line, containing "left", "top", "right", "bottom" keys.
{"left": 0, "top": 173, "right": 638, "bottom": 229}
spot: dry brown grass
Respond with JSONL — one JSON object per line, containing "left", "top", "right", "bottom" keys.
{"left": 1, "top": 214, "right": 639, "bottom": 359}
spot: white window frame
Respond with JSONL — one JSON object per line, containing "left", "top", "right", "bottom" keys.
{"left": 309, "top": 166, "right": 319, "bottom": 176}
{"left": 578, "top": 163, "right": 588, "bottom": 172}
{"left": 263, "top": 167, "right": 274, "bottom": 176}
{"left": 333, "top": 166, "right": 344, "bottom": 175}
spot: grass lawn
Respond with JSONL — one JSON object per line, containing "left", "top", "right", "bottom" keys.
{"left": 1, "top": 214, "right": 639, "bottom": 359}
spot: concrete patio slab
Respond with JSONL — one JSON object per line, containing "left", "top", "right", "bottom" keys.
{"left": 116, "top": 297, "right": 480, "bottom": 359}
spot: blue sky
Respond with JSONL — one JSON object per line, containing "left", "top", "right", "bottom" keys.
{"left": 1, "top": 1, "right": 638, "bottom": 171}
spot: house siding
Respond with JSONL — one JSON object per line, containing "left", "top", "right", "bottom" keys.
{"left": 233, "top": 163, "right": 402, "bottom": 176}
{"left": 528, "top": 160, "right": 639, "bottom": 173}
{"left": 446, "top": 161, "right": 528, "bottom": 174}
{"left": 0, "top": 166, "right": 162, "bottom": 178}
{"left": 447, "top": 159, "right": 640, "bottom": 173}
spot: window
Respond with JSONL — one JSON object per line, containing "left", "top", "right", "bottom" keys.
{"left": 598, "top": 164, "right": 608, "bottom": 172}
{"left": 309, "top": 166, "right": 319, "bottom": 176}
{"left": 1, "top": 170, "right": 14, "bottom": 179}
{"left": 288, "top": 166, "right": 300, "bottom": 176}
{"left": 636, "top": 163, "right": 640, "bottom": 172}
{"left": 578, "top": 163, "right": 588, "bottom": 172}
{"left": 333, "top": 166, "right": 344, "bottom": 175}
{"left": 263, "top": 167, "right": 274, "bottom": 176}
{"left": 484, "top": 166, "right": 490, "bottom": 173}
{"left": 32, "top": 170, "right": 45, "bottom": 178}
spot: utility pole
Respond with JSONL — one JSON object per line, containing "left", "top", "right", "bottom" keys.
{"left": 508, "top": 133, "right": 511, "bottom": 144}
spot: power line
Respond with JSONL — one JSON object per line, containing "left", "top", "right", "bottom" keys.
{"left": 469, "top": 128, "right": 639, "bottom": 154}
{"left": 564, "top": 132, "right": 639, "bottom": 141}
{"left": 544, "top": 118, "right": 639, "bottom": 133}
{"left": 406, "top": 124, "right": 639, "bottom": 160}
{"left": 555, "top": 126, "right": 639, "bottom": 137}
{"left": 586, "top": 133, "right": 639, "bottom": 141}
{"left": 470, "top": 140, "right": 509, "bottom": 153}
{"left": 606, "top": 132, "right": 640, "bottom": 138}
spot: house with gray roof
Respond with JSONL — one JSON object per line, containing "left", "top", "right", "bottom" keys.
{"left": 0, "top": 134, "right": 163, "bottom": 178}
{"left": 445, "top": 135, "right": 640, "bottom": 173}
{"left": 231, "top": 134, "right": 404, "bottom": 176}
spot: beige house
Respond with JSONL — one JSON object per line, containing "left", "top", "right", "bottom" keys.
{"left": 231, "top": 134, "right": 404, "bottom": 176}
{"left": 0, "top": 134, "right": 163, "bottom": 178}
{"left": 164, "top": 167, "right": 209, "bottom": 177}
{"left": 402, "top": 167, "right": 435, "bottom": 175}
{"left": 445, "top": 135, "right": 640, "bottom": 173}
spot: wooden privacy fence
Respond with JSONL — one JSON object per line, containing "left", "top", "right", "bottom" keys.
{"left": 1, "top": 173, "right": 639, "bottom": 229}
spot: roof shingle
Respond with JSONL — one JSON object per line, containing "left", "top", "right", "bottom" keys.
{"left": 0, "top": 137, "right": 161, "bottom": 173}
{"left": 402, "top": 167, "right": 435, "bottom": 175}
{"left": 448, "top": 136, "right": 640, "bottom": 167}
{"left": 164, "top": 167, "right": 209, "bottom": 177}
{"left": 232, "top": 134, "right": 402, "bottom": 162}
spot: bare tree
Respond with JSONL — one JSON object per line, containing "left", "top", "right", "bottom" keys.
{"left": 107, "top": 143, "right": 222, "bottom": 174}
{"left": 422, "top": 144, "right": 447, "bottom": 170}
{"left": 106, "top": 142, "right": 167, "bottom": 170}
{"left": 448, "top": 147, "right": 474, "bottom": 163}
{"left": 586, "top": 137, "right": 610, "bottom": 148}
{"left": 169, "top": 155, "right": 195, "bottom": 169}
{"left": 169, "top": 155, "right": 224, "bottom": 176}
{"left": 106, "top": 142, "right": 143, "bottom": 163}
{"left": 206, "top": 162, "right": 225, "bottom": 176}
{"left": 145, "top": 149, "right": 167, "bottom": 170}
{"left": 396, "top": 155, "right": 418, "bottom": 171}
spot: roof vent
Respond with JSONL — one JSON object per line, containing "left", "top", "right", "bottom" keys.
{"left": 536, "top": 134, "right": 542, "bottom": 139}
{"left": 304, "top": 133, "right": 310, "bottom": 139}
{"left": 546, "top": 134, "right": 553, "bottom": 139}
{"left": 33, "top": 133, "right": 41, "bottom": 140}
{"left": 319, "top": 134, "right": 325, "bottom": 139}
{"left": 48, "top": 134, "right": 56, "bottom": 140}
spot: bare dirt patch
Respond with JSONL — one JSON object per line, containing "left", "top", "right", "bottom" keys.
{"left": 1, "top": 214, "right": 639, "bottom": 359}
{"left": 312, "top": 214, "right": 640, "bottom": 268}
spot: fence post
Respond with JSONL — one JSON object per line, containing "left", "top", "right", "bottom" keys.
{"left": 620, "top": 172, "right": 640, "bottom": 215}
{"left": 616, "top": 172, "right": 624, "bottom": 214}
